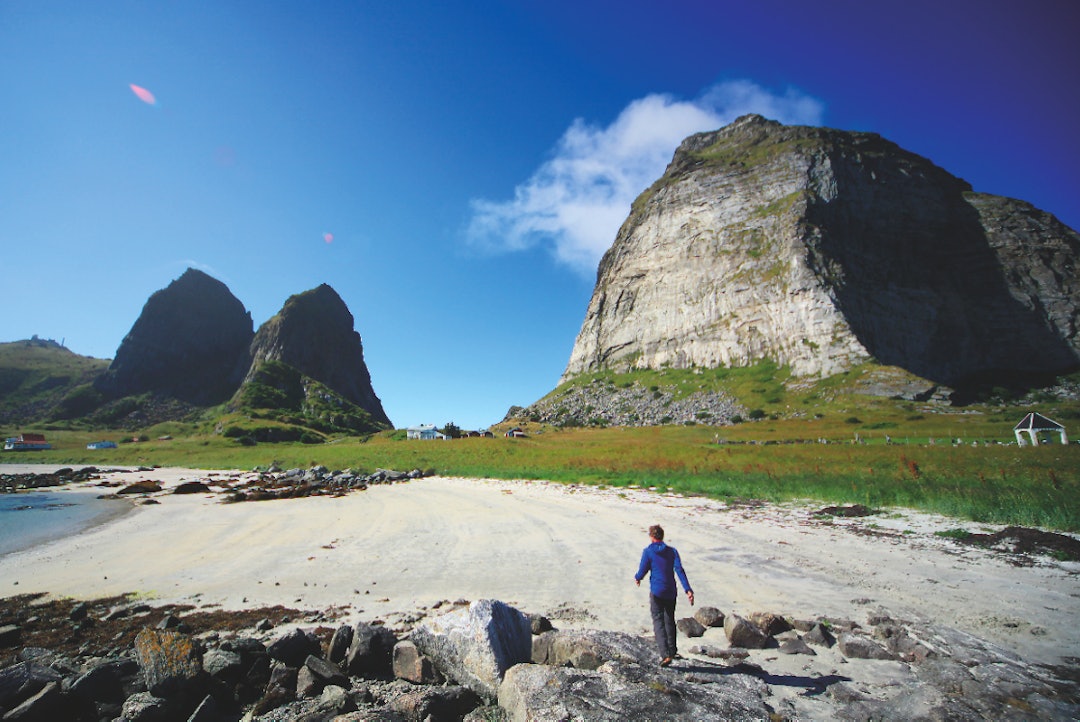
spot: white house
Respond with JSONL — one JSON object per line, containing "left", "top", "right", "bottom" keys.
{"left": 406, "top": 424, "right": 448, "bottom": 440}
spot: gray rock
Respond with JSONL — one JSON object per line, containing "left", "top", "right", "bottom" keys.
{"left": 266, "top": 628, "right": 321, "bottom": 668}
{"left": 326, "top": 624, "right": 353, "bottom": 666}
{"left": 498, "top": 660, "right": 771, "bottom": 721}
{"left": 345, "top": 622, "right": 397, "bottom": 677}
{"left": 676, "top": 617, "right": 706, "bottom": 638}
{"left": 67, "top": 661, "right": 126, "bottom": 703}
{"left": 295, "top": 665, "right": 320, "bottom": 699}
{"left": 527, "top": 614, "right": 553, "bottom": 635}
{"left": 14, "top": 649, "right": 55, "bottom": 667}
{"left": 201, "top": 649, "right": 242, "bottom": 682}
{"left": 777, "top": 636, "right": 816, "bottom": 656}
{"left": 312, "top": 683, "right": 357, "bottom": 716}
{"left": 693, "top": 606, "right": 724, "bottom": 628}
{"left": 1, "top": 680, "right": 65, "bottom": 721}
{"left": 301, "top": 654, "right": 347, "bottom": 690}
{"left": 389, "top": 685, "right": 482, "bottom": 720}
{"left": 724, "top": 614, "right": 770, "bottom": 649}
{"left": 0, "top": 624, "right": 21, "bottom": 647}
{"left": 837, "top": 632, "right": 897, "bottom": 660}
{"left": 804, "top": 623, "right": 836, "bottom": 648}
{"left": 748, "top": 612, "right": 791, "bottom": 636}
{"left": 69, "top": 602, "right": 89, "bottom": 622}
{"left": 392, "top": 640, "right": 442, "bottom": 684}
{"left": 0, "top": 661, "right": 62, "bottom": 710}
{"left": 688, "top": 645, "right": 749, "bottom": 661}
{"left": 119, "top": 691, "right": 169, "bottom": 722}
{"left": 411, "top": 599, "right": 532, "bottom": 699}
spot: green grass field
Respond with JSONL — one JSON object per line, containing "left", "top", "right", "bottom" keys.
{"left": 6, "top": 411, "right": 1078, "bottom": 532}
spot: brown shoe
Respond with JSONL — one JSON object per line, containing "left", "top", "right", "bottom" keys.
{"left": 659, "top": 657, "right": 673, "bottom": 667}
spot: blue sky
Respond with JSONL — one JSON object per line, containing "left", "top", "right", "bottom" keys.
{"left": 2, "top": 1, "right": 1077, "bottom": 430}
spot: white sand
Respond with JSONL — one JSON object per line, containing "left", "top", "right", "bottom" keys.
{"left": 2, "top": 465, "right": 1077, "bottom": 670}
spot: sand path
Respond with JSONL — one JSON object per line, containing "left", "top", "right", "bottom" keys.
{"left": 1, "top": 466, "right": 1076, "bottom": 668}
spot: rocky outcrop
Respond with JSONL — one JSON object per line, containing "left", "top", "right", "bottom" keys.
{"left": 564, "top": 114, "right": 1080, "bottom": 398}
{"left": 95, "top": 269, "right": 254, "bottom": 405}
{"left": 241, "top": 284, "right": 391, "bottom": 429}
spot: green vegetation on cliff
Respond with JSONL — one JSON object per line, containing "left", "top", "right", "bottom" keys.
{"left": 233, "top": 359, "right": 389, "bottom": 437}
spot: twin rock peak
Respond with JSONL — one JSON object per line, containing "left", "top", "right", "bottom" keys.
{"left": 95, "top": 269, "right": 392, "bottom": 429}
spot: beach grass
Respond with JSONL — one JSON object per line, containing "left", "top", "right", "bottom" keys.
{"left": 5, "top": 413, "right": 1078, "bottom": 532}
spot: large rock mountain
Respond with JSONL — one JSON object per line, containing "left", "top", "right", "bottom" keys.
{"left": 95, "top": 269, "right": 254, "bottom": 405}
{"left": 564, "top": 115, "right": 1080, "bottom": 397}
{"left": 94, "top": 269, "right": 391, "bottom": 430}
{"left": 243, "top": 284, "right": 391, "bottom": 428}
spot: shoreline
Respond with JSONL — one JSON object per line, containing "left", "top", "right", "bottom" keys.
{"left": 1, "top": 465, "right": 1077, "bottom": 671}
{"left": 0, "top": 487, "right": 134, "bottom": 558}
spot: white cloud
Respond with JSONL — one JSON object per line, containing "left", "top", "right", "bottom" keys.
{"left": 466, "top": 81, "right": 825, "bottom": 275}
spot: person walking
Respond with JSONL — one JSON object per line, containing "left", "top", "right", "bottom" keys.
{"left": 634, "top": 524, "right": 694, "bottom": 666}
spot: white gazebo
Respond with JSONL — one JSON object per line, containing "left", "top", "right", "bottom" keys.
{"left": 1013, "top": 412, "right": 1068, "bottom": 446}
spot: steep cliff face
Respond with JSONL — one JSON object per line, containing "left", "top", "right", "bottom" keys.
{"left": 564, "top": 115, "right": 1080, "bottom": 395}
{"left": 242, "top": 284, "right": 391, "bottom": 428}
{"left": 95, "top": 268, "right": 254, "bottom": 405}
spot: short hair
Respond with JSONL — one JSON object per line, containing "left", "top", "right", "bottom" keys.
{"left": 648, "top": 524, "right": 664, "bottom": 540}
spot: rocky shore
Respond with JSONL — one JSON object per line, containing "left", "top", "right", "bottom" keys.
{"left": 1, "top": 592, "right": 1078, "bottom": 721}
{"left": 0, "top": 466, "right": 428, "bottom": 502}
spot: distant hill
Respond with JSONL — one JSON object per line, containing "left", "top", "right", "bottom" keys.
{"left": 0, "top": 337, "right": 109, "bottom": 425}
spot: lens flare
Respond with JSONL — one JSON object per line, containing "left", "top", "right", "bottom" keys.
{"left": 323, "top": 232, "right": 334, "bottom": 244}
{"left": 129, "top": 84, "right": 157, "bottom": 105}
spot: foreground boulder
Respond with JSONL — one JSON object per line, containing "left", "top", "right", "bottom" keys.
{"left": 133, "top": 628, "right": 205, "bottom": 698}
{"left": 499, "top": 660, "right": 772, "bottom": 722}
{"left": 410, "top": 599, "right": 532, "bottom": 699}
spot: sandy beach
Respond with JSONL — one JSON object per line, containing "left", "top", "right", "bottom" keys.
{"left": 1, "top": 464, "right": 1077, "bottom": 674}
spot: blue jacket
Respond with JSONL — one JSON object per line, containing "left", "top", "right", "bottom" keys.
{"left": 635, "top": 541, "right": 692, "bottom": 600}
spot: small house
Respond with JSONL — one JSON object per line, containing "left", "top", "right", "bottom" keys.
{"left": 407, "top": 424, "right": 448, "bottom": 441}
{"left": 504, "top": 427, "right": 527, "bottom": 438}
{"left": 87, "top": 441, "right": 118, "bottom": 450}
{"left": 3, "top": 433, "right": 52, "bottom": 451}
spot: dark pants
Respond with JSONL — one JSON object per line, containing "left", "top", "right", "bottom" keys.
{"left": 649, "top": 594, "right": 678, "bottom": 658}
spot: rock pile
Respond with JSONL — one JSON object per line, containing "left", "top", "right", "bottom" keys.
{"left": 0, "top": 465, "right": 429, "bottom": 503}
{"left": 511, "top": 380, "right": 743, "bottom": 427}
{"left": 0, "top": 467, "right": 116, "bottom": 492}
{"left": 223, "top": 466, "right": 427, "bottom": 503}
{"left": 1, "top": 594, "right": 1076, "bottom": 721}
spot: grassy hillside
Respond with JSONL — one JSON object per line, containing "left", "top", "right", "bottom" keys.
{"left": 0, "top": 339, "right": 109, "bottom": 424}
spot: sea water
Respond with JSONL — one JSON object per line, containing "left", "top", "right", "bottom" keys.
{"left": 0, "top": 491, "right": 128, "bottom": 557}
